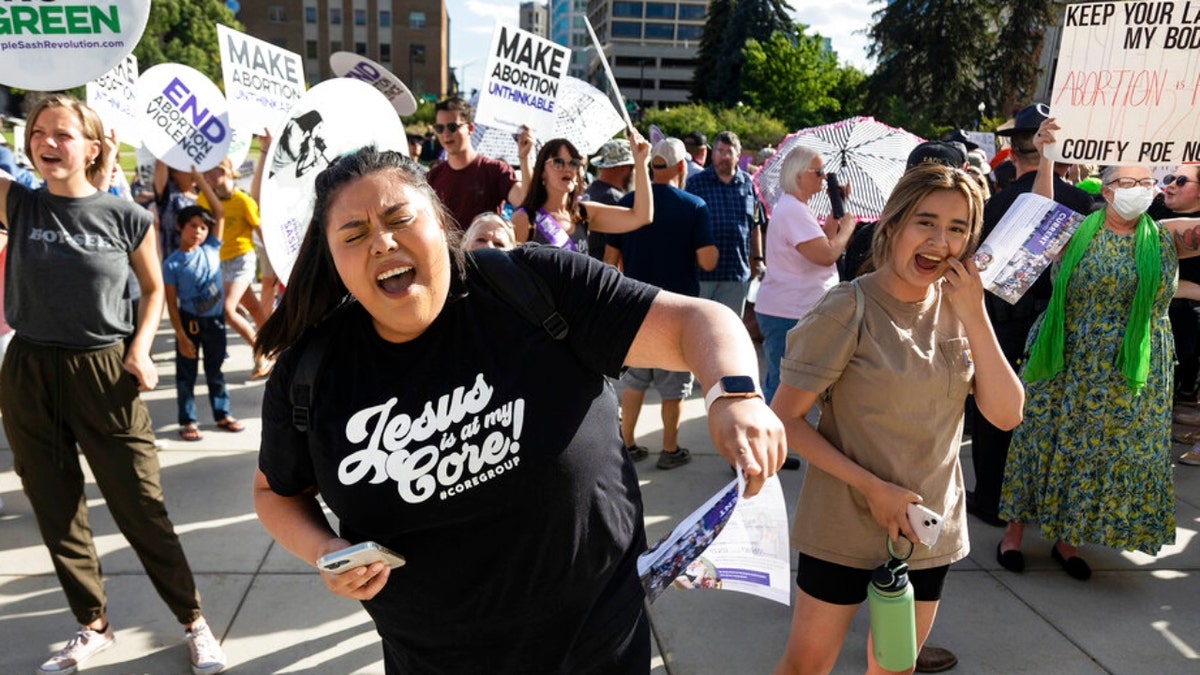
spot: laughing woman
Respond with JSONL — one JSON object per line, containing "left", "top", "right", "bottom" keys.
{"left": 771, "top": 165, "right": 1024, "bottom": 674}
{"left": 512, "top": 130, "right": 654, "bottom": 255}
{"left": 252, "top": 146, "right": 786, "bottom": 674}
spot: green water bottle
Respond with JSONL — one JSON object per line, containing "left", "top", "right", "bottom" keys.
{"left": 867, "top": 555, "right": 917, "bottom": 671}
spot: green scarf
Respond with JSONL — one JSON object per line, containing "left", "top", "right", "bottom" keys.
{"left": 1024, "top": 210, "right": 1160, "bottom": 392}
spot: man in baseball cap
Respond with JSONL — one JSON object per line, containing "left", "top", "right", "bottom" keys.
{"left": 581, "top": 139, "right": 637, "bottom": 260}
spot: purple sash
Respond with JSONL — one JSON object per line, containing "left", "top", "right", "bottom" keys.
{"left": 531, "top": 208, "right": 578, "bottom": 252}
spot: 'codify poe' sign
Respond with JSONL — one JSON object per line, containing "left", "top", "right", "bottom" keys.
{"left": 218, "top": 24, "right": 306, "bottom": 135}
{"left": 475, "top": 23, "right": 569, "bottom": 137}
{"left": 135, "top": 63, "right": 232, "bottom": 172}
{"left": 0, "top": 0, "right": 151, "bottom": 91}
{"left": 1046, "top": 0, "right": 1200, "bottom": 166}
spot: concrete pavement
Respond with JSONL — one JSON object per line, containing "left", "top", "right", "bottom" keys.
{"left": 1, "top": 316, "right": 1198, "bottom": 674}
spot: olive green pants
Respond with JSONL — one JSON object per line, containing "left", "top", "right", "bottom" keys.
{"left": 1, "top": 336, "right": 202, "bottom": 625}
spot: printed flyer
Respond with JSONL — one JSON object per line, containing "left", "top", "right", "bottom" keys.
{"left": 976, "top": 193, "right": 1084, "bottom": 305}
{"left": 638, "top": 475, "right": 790, "bottom": 606}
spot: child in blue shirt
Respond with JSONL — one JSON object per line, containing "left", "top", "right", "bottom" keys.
{"left": 163, "top": 169, "right": 244, "bottom": 440}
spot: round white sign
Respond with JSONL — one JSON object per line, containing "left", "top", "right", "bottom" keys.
{"left": 259, "top": 78, "right": 409, "bottom": 285}
{"left": 135, "top": 63, "right": 232, "bottom": 173}
{"left": 329, "top": 51, "right": 418, "bottom": 116}
{"left": 0, "top": 0, "right": 151, "bottom": 91}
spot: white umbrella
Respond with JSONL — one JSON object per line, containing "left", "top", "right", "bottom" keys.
{"left": 469, "top": 76, "right": 626, "bottom": 167}
{"left": 753, "top": 117, "right": 925, "bottom": 220}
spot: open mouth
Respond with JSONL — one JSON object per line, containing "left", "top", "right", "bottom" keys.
{"left": 376, "top": 265, "right": 415, "bottom": 295}
{"left": 915, "top": 253, "right": 944, "bottom": 272}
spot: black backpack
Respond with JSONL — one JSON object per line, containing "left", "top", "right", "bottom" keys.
{"left": 290, "top": 247, "right": 568, "bottom": 433}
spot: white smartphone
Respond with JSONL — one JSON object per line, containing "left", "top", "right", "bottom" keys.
{"left": 316, "top": 541, "right": 406, "bottom": 574}
{"left": 906, "top": 503, "right": 944, "bottom": 548}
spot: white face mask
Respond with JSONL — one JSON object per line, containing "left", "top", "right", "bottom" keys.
{"left": 1111, "top": 186, "right": 1155, "bottom": 220}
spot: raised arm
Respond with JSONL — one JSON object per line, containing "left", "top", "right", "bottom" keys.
{"left": 192, "top": 165, "right": 224, "bottom": 241}
{"left": 1031, "top": 118, "right": 1058, "bottom": 201}
{"left": 508, "top": 125, "right": 534, "bottom": 207}
{"left": 250, "top": 128, "right": 271, "bottom": 205}
{"left": 586, "top": 131, "right": 654, "bottom": 233}
{"left": 624, "top": 291, "right": 786, "bottom": 495}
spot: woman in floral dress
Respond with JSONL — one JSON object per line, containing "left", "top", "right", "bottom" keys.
{"left": 999, "top": 120, "right": 1200, "bottom": 577}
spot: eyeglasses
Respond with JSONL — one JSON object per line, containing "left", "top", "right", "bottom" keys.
{"left": 1163, "top": 174, "right": 1193, "bottom": 188}
{"left": 1105, "top": 177, "right": 1157, "bottom": 189}
{"left": 808, "top": 168, "right": 826, "bottom": 177}
{"left": 432, "top": 122, "right": 464, "bottom": 135}
{"left": 547, "top": 157, "right": 583, "bottom": 170}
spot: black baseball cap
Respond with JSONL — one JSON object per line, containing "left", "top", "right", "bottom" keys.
{"left": 906, "top": 141, "right": 967, "bottom": 170}
{"left": 996, "top": 103, "right": 1050, "bottom": 137}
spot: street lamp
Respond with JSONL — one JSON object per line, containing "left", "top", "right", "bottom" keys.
{"left": 976, "top": 101, "right": 986, "bottom": 130}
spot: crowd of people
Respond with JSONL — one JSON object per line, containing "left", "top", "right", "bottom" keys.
{"left": 2, "top": 91, "right": 1198, "bottom": 675}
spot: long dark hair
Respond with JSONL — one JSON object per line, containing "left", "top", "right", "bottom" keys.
{"left": 255, "top": 145, "right": 463, "bottom": 357}
{"left": 519, "top": 138, "right": 586, "bottom": 227}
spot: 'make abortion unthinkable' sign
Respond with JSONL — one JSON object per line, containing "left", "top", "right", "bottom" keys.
{"left": 475, "top": 23, "right": 569, "bottom": 137}
{"left": 135, "top": 63, "right": 232, "bottom": 172}
{"left": 1046, "top": 0, "right": 1200, "bottom": 166}
{"left": 217, "top": 24, "right": 305, "bottom": 135}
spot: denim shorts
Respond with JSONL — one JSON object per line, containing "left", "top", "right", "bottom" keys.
{"left": 620, "top": 367, "right": 694, "bottom": 400}
{"left": 220, "top": 250, "right": 257, "bottom": 285}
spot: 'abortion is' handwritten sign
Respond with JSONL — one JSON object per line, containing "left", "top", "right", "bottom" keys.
{"left": 1046, "top": 0, "right": 1200, "bottom": 166}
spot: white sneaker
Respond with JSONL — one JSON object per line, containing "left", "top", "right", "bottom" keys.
{"left": 184, "top": 619, "right": 227, "bottom": 675}
{"left": 37, "top": 624, "right": 115, "bottom": 674}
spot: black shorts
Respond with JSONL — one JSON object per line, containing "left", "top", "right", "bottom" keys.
{"left": 796, "top": 552, "right": 950, "bottom": 605}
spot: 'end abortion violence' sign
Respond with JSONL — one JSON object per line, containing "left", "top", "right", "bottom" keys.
{"left": 0, "top": 0, "right": 150, "bottom": 91}
{"left": 475, "top": 23, "right": 569, "bottom": 137}
{"left": 135, "top": 63, "right": 232, "bottom": 172}
{"left": 1046, "top": 0, "right": 1200, "bottom": 166}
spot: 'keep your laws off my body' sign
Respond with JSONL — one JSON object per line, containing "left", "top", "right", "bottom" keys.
{"left": 475, "top": 23, "right": 569, "bottom": 137}
{"left": 1046, "top": 0, "right": 1200, "bottom": 166}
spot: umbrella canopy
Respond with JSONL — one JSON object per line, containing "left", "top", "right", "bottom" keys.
{"left": 469, "top": 76, "right": 627, "bottom": 168}
{"left": 753, "top": 117, "right": 925, "bottom": 221}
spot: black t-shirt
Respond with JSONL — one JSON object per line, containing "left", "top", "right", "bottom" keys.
{"left": 260, "top": 246, "right": 658, "bottom": 673}
{"left": 1149, "top": 194, "right": 1200, "bottom": 283}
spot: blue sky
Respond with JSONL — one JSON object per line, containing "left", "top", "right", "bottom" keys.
{"left": 446, "top": 0, "right": 878, "bottom": 94}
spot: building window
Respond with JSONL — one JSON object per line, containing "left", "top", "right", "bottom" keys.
{"left": 645, "top": 23, "right": 673, "bottom": 39}
{"left": 355, "top": 42, "right": 367, "bottom": 55}
{"left": 355, "top": 9, "right": 367, "bottom": 25}
{"left": 380, "top": 10, "right": 392, "bottom": 27}
{"left": 270, "top": 37, "right": 288, "bottom": 48}
{"left": 677, "top": 25, "right": 702, "bottom": 40}
{"left": 330, "top": 7, "right": 342, "bottom": 24}
{"left": 304, "top": 6, "right": 317, "bottom": 23}
{"left": 331, "top": 40, "right": 343, "bottom": 53}
{"left": 612, "top": 21, "right": 641, "bottom": 38}
{"left": 380, "top": 43, "right": 392, "bottom": 62}
{"left": 410, "top": 11, "right": 426, "bottom": 29}
{"left": 306, "top": 40, "right": 318, "bottom": 59}
{"left": 645, "top": 3, "right": 674, "bottom": 19}
{"left": 571, "top": 34, "right": 588, "bottom": 47}
{"left": 678, "top": 4, "right": 706, "bottom": 20}
{"left": 268, "top": 5, "right": 286, "bottom": 22}
{"left": 613, "top": 2, "right": 642, "bottom": 18}
{"left": 410, "top": 44, "right": 426, "bottom": 64}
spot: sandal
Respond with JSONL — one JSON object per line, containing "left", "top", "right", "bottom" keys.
{"left": 250, "top": 357, "right": 275, "bottom": 379}
{"left": 179, "top": 424, "right": 202, "bottom": 442}
{"left": 216, "top": 417, "right": 245, "bottom": 433}
{"left": 1172, "top": 428, "right": 1200, "bottom": 443}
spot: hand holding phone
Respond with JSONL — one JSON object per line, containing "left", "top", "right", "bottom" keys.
{"left": 905, "top": 503, "right": 943, "bottom": 547}
{"left": 826, "top": 172, "right": 846, "bottom": 219}
{"left": 317, "top": 541, "right": 406, "bottom": 574}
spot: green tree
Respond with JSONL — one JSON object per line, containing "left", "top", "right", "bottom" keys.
{"left": 693, "top": 0, "right": 795, "bottom": 107}
{"left": 641, "top": 104, "right": 719, "bottom": 140}
{"left": 741, "top": 26, "right": 856, "bottom": 129}
{"left": 133, "top": 0, "right": 242, "bottom": 84}
{"left": 691, "top": 0, "right": 733, "bottom": 103}
{"left": 640, "top": 103, "right": 787, "bottom": 150}
{"left": 988, "top": 0, "right": 1056, "bottom": 117}
{"left": 865, "top": 0, "right": 1000, "bottom": 135}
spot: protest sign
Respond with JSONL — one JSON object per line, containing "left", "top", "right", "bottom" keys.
{"left": 976, "top": 193, "right": 1084, "bottom": 305}
{"left": 86, "top": 54, "right": 139, "bottom": 146}
{"left": 217, "top": 24, "right": 305, "bottom": 135}
{"left": 258, "top": 79, "right": 408, "bottom": 285}
{"left": 135, "top": 63, "right": 232, "bottom": 172}
{"left": 330, "top": 51, "right": 417, "bottom": 116}
{"left": 638, "top": 475, "right": 791, "bottom": 606}
{"left": 1045, "top": 0, "right": 1200, "bottom": 166}
{"left": 475, "top": 23, "right": 569, "bottom": 137}
{"left": 0, "top": 0, "right": 150, "bottom": 91}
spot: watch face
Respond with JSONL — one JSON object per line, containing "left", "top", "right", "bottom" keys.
{"left": 722, "top": 376, "right": 757, "bottom": 395}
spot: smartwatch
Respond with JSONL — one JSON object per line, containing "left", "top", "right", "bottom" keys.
{"left": 703, "top": 376, "right": 763, "bottom": 411}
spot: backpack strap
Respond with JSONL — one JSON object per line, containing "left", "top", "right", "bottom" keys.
{"left": 290, "top": 322, "right": 336, "bottom": 433}
{"left": 466, "top": 247, "right": 569, "bottom": 340}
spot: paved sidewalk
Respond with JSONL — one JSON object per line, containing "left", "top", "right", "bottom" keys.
{"left": 1, "top": 319, "right": 1198, "bottom": 674}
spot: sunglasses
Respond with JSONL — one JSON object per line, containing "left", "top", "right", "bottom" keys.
{"left": 432, "top": 122, "right": 464, "bottom": 134}
{"left": 547, "top": 157, "right": 583, "bottom": 170}
{"left": 1163, "top": 174, "right": 1193, "bottom": 188}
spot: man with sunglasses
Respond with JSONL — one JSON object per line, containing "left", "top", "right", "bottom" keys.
{"left": 1151, "top": 166, "right": 1200, "bottom": 465}
{"left": 427, "top": 97, "right": 531, "bottom": 231}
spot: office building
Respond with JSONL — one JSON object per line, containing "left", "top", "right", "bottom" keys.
{"left": 520, "top": 2, "right": 549, "bottom": 38}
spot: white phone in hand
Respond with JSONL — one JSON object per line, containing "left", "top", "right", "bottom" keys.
{"left": 316, "top": 541, "right": 406, "bottom": 574}
{"left": 906, "top": 503, "right": 943, "bottom": 547}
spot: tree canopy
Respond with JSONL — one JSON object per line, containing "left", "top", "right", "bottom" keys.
{"left": 133, "top": 0, "right": 242, "bottom": 84}
{"left": 692, "top": 0, "right": 795, "bottom": 107}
